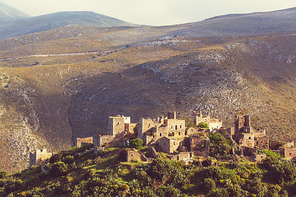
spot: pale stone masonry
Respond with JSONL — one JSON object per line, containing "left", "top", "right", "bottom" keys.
{"left": 195, "top": 111, "right": 222, "bottom": 132}
{"left": 138, "top": 112, "right": 186, "bottom": 145}
{"left": 94, "top": 115, "right": 137, "bottom": 147}
{"left": 29, "top": 149, "right": 53, "bottom": 167}
{"left": 76, "top": 137, "right": 93, "bottom": 148}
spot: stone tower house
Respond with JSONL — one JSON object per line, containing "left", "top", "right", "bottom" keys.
{"left": 138, "top": 112, "right": 185, "bottom": 145}
{"left": 235, "top": 115, "right": 251, "bottom": 133}
{"left": 29, "top": 149, "right": 53, "bottom": 167}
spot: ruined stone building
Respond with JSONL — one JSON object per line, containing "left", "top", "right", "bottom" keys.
{"left": 217, "top": 114, "right": 296, "bottom": 161}
{"left": 159, "top": 137, "right": 180, "bottom": 153}
{"left": 138, "top": 112, "right": 186, "bottom": 145}
{"left": 94, "top": 115, "right": 137, "bottom": 147}
{"left": 29, "top": 149, "right": 53, "bottom": 167}
{"left": 76, "top": 137, "right": 93, "bottom": 148}
{"left": 279, "top": 147, "right": 296, "bottom": 160}
{"left": 189, "top": 134, "right": 210, "bottom": 157}
{"left": 232, "top": 115, "right": 269, "bottom": 152}
{"left": 126, "top": 149, "right": 141, "bottom": 162}
{"left": 195, "top": 112, "right": 222, "bottom": 132}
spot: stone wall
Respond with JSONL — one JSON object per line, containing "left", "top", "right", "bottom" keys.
{"left": 138, "top": 112, "right": 185, "bottom": 145}
{"left": 149, "top": 146, "right": 159, "bottom": 158}
{"left": 286, "top": 140, "right": 295, "bottom": 148}
{"left": 166, "top": 118, "right": 186, "bottom": 138}
{"left": 127, "top": 149, "right": 140, "bottom": 162}
{"left": 209, "top": 120, "right": 222, "bottom": 132}
{"left": 108, "top": 116, "right": 125, "bottom": 136}
{"left": 167, "top": 152, "right": 194, "bottom": 161}
{"left": 253, "top": 153, "right": 266, "bottom": 164}
{"left": 233, "top": 133, "right": 255, "bottom": 148}
{"left": 145, "top": 135, "right": 154, "bottom": 145}
{"left": 279, "top": 147, "right": 296, "bottom": 159}
{"left": 186, "top": 127, "right": 199, "bottom": 136}
{"left": 29, "top": 149, "right": 53, "bottom": 167}
{"left": 254, "top": 129, "right": 266, "bottom": 138}
{"left": 240, "top": 146, "right": 255, "bottom": 156}
{"left": 138, "top": 117, "right": 163, "bottom": 144}
{"left": 76, "top": 137, "right": 93, "bottom": 147}
{"left": 189, "top": 134, "right": 209, "bottom": 157}
{"left": 159, "top": 137, "right": 179, "bottom": 153}
{"left": 254, "top": 136, "right": 269, "bottom": 149}
{"left": 235, "top": 115, "right": 251, "bottom": 133}
{"left": 195, "top": 113, "right": 211, "bottom": 125}
{"left": 95, "top": 135, "right": 113, "bottom": 147}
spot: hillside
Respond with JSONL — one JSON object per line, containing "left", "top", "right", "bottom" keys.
{"left": 164, "top": 7, "right": 296, "bottom": 37}
{"left": 0, "top": 2, "right": 30, "bottom": 25}
{"left": 2, "top": 6, "right": 296, "bottom": 42}
{"left": 0, "top": 11, "right": 137, "bottom": 41}
{"left": 0, "top": 144, "right": 296, "bottom": 196}
{"left": 1, "top": 28, "right": 296, "bottom": 173}
{"left": 0, "top": 7, "right": 296, "bottom": 174}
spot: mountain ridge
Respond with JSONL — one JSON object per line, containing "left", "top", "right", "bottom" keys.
{"left": 0, "top": 9, "right": 138, "bottom": 41}
{"left": 2, "top": 5, "right": 296, "bottom": 41}
{"left": 0, "top": 2, "right": 30, "bottom": 25}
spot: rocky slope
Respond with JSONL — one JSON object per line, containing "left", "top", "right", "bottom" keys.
{"left": 170, "top": 7, "right": 296, "bottom": 37}
{"left": 1, "top": 8, "right": 296, "bottom": 174}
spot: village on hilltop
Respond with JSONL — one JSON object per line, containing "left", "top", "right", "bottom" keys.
{"left": 30, "top": 111, "right": 296, "bottom": 167}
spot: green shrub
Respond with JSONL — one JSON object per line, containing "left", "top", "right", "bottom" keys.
{"left": 198, "top": 122, "right": 209, "bottom": 129}
{"left": 118, "top": 150, "right": 128, "bottom": 161}
{"left": 50, "top": 162, "right": 68, "bottom": 177}
{"left": 211, "top": 188, "right": 229, "bottom": 197}
{"left": 0, "top": 171, "right": 6, "bottom": 179}
{"left": 155, "top": 185, "right": 180, "bottom": 197}
{"left": 62, "top": 155, "right": 74, "bottom": 164}
{"left": 203, "top": 178, "right": 216, "bottom": 193}
{"left": 49, "top": 152, "right": 62, "bottom": 163}
{"left": 130, "top": 138, "right": 143, "bottom": 149}
{"left": 147, "top": 157, "right": 177, "bottom": 180}
{"left": 198, "top": 166, "right": 223, "bottom": 183}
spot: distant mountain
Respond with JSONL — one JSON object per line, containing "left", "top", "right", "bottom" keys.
{"left": 0, "top": 11, "right": 138, "bottom": 40}
{"left": 0, "top": 2, "right": 30, "bottom": 25}
{"left": 2, "top": 6, "right": 296, "bottom": 41}
{"left": 169, "top": 7, "right": 296, "bottom": 37}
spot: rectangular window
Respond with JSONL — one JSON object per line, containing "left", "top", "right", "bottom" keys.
{"left": 160, "top": 133, "right": 162, "bottom": 136}
{"left": 175, "top": 125, "right": 178, "bottom": 130}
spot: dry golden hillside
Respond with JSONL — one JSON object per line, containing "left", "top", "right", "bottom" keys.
{"left": 0, "top": 26, "right": 296, "bottom": 173}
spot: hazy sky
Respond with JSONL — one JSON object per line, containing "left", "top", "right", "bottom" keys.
{"left": 1, "top": 0, "right": 296, "bottom": 26}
